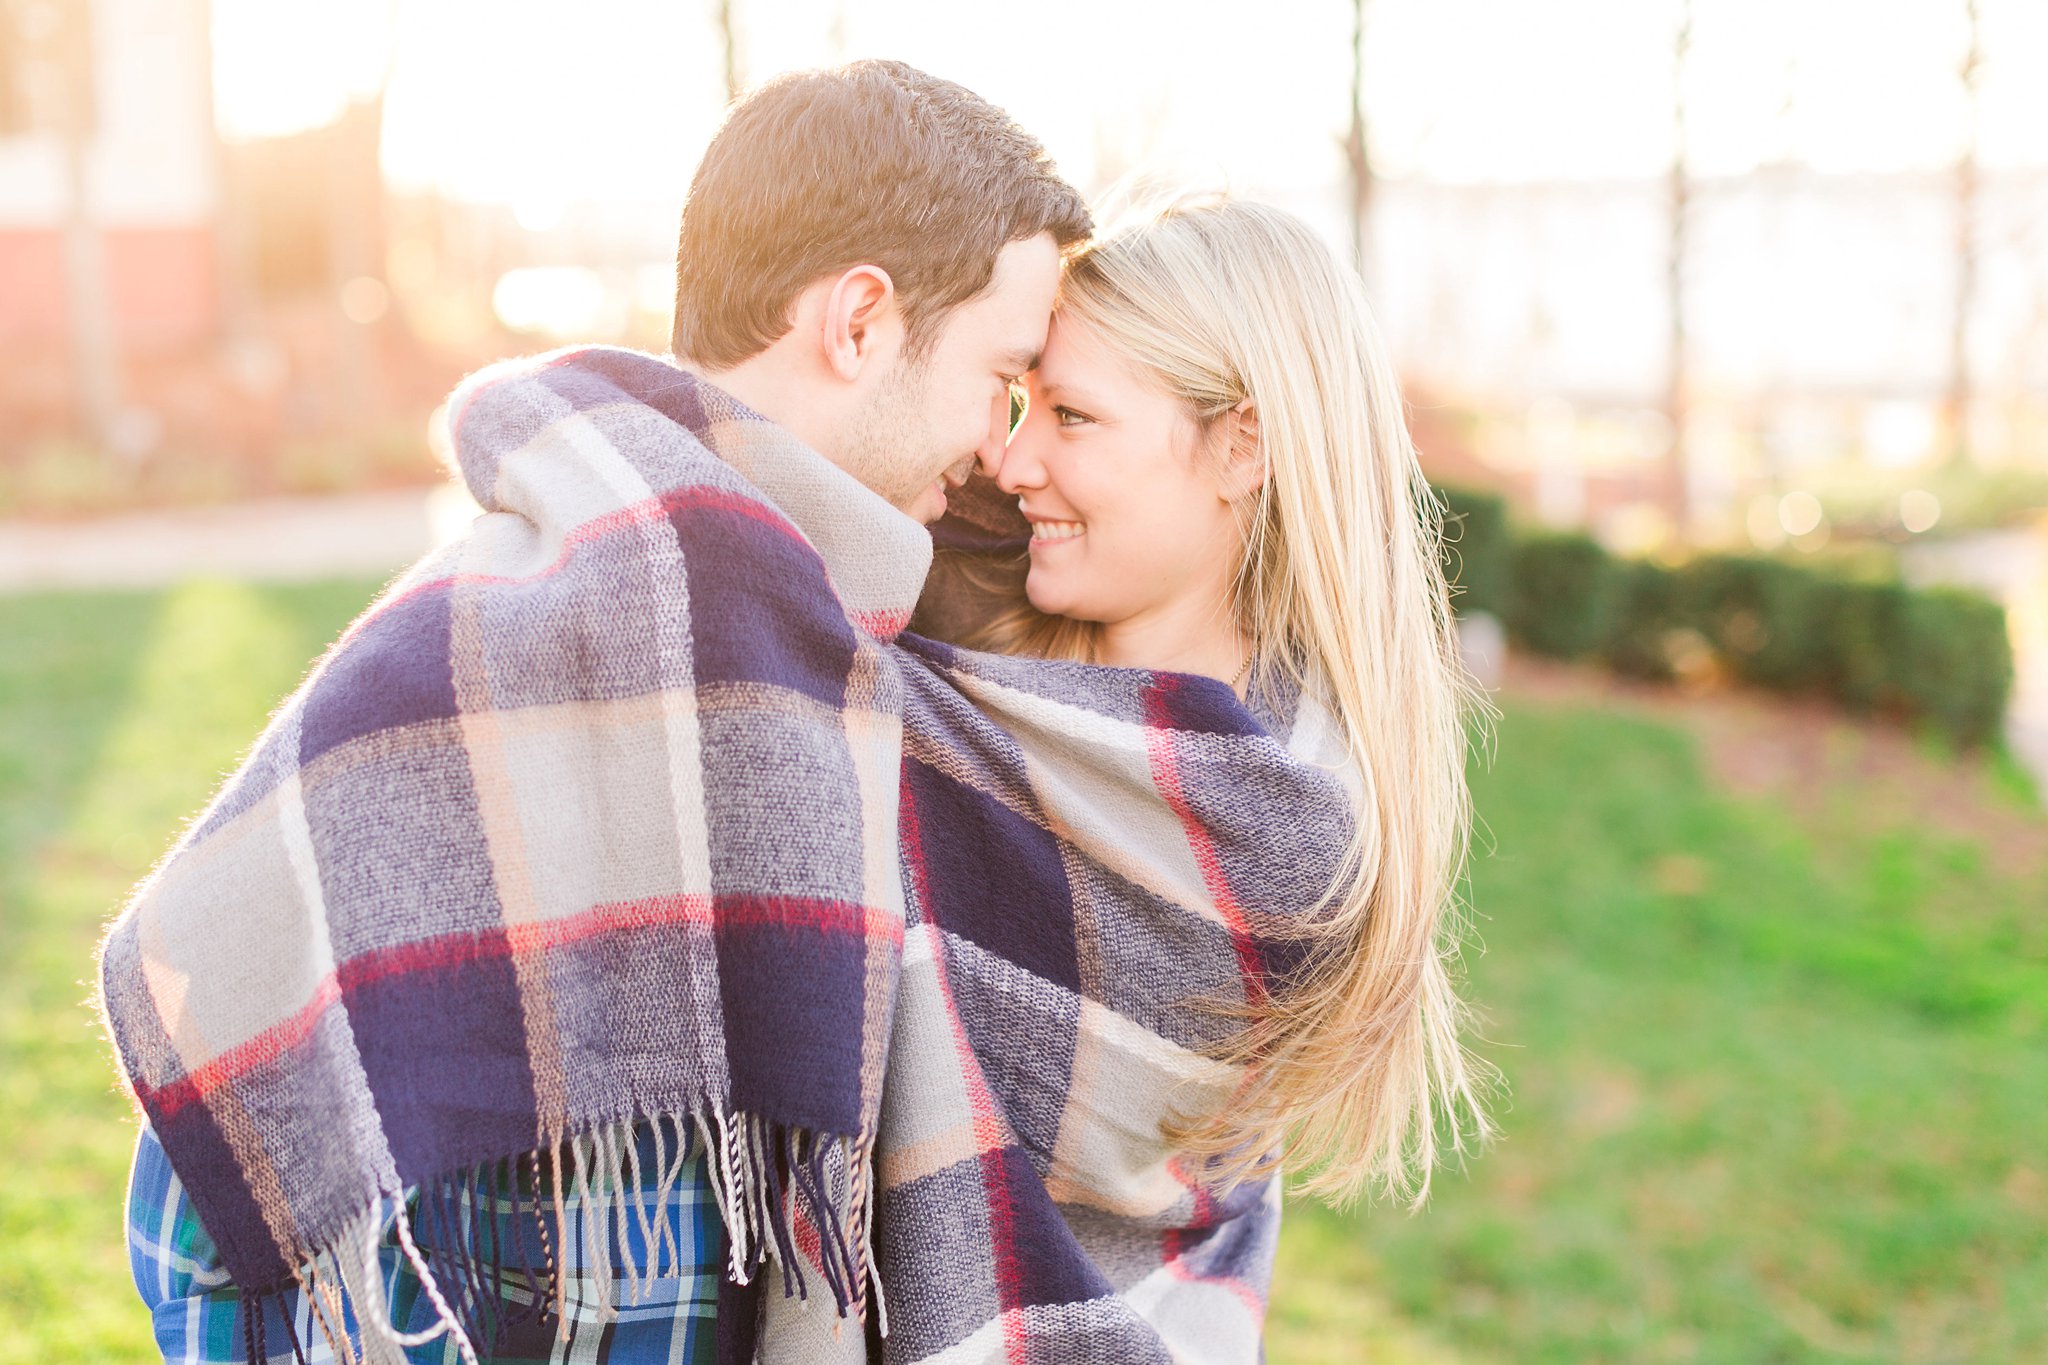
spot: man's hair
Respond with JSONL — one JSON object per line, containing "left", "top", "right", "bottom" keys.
{"left": 671, "top": 60, "right": 1092, "bottom": 368}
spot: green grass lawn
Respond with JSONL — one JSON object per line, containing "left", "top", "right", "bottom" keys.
{"left": 3, "top": 580, "right": 2043, "bottom": 1363}
{"left": 1271, "top": 704, "right": 2048, "bottom": 1364}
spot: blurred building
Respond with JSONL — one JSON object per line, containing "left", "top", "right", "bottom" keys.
{"left": 0, "top": 0, "right": 460, "bottom": 477}
{"left": 0, "top": 0, "right": 220, "bottom": 456}
{"left": 0, "top": 0, "right": 217, "bottom": 348}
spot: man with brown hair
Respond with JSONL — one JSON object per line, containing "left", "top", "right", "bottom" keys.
{"left": 673, "top": 58, "right": 1088, "bottom": 525}
{"left": 120, "top": 59, "right": 1087, "bottom": 1365}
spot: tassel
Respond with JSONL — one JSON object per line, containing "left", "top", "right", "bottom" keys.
{"left": 303, "top": 1255, "right": 354, "bottom": 1365}
{"left": 565, "top": 1132, "right": 608, "bottom": 1322}
{"left": 386, "top": 1193, "right": 481, "bottom": 1365}
{"left": 510, "top": 1149, "right": 549, "bottom": 1326}
{"left": 757, "top": 1121, "right": 800, "bottom": 1302}
{"left": 694, "top": 1110, "right": 751, "bottom": 1286}
{"left": 327, "top": 1207, "right": 403, "bottom": 1365}
{"left": 442, "top": 1170, "right": 485, "bottom": 1348}
{"left": 547, "top": 1133, "right": 571, "bottom": 1325}
{"left": 595, "top": 1123, "right": 629, "bottom": 1315}
{"left": 622, "top": 1118, "right": 658, "bottom": 1303}
{"left": 473, "top": 1166, "right": 501, "bottom": 1346}
{"left": 241, "top": 1107, "right": 875, "bottom": 1365}
{"left": 651, "top": 1115, "right": 691, "bottom": 1278}
{"left": 477, "top": 1159, "right": 508, "bottom": 1348}
{"left": 788, "top": 1137, "right": 848, "bottom": 1310}
{"left": 275, "top": 1287, "right": 310, "bottom": 1365}
{"left": 858, "top": 1133, "right": 889, "bottom": 1340}
{"left": 645, "top": 1115, "right": 675, "bottom": 1279}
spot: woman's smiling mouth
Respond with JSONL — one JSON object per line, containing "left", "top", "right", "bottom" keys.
{"left": 1026, "top": 516, "right": 1085, "bottom": 542}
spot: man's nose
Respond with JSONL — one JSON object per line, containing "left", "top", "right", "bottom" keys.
{"left": 973, "top": 389, "right": 1016, "bottom": 479}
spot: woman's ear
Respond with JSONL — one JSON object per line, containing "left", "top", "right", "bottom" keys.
{"left": 819, "top": 265, "right": 899, "bottom": 382}
{"left": 1217, "top": 398, "right": 1267, "bottom": 503}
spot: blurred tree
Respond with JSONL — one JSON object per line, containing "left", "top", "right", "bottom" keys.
{"left": 1665, "top": 0, "right": 1693, "bottom": 537}
{"left": 717, "top": 0, "right": 743, "bottom": 103}
{"left": 195, "top": 0, "right": 256, "bottom": 344}
{"left": 1947, "top": 0, "right": 1983, "bottom": 464}
{"left": 314, "top": 1, "right": 397, "bottom": 429}
{"left": 326, "top": 91, "right": 386, "bottom": 425}
{"left": 1343, "top": 0, "right": 1375, "bottom": 287}
{"left": 0, "top": 0, "right": 28, "bottom": 134}
{"left": 5, "top": 0, "right": 128, "bottom": 455}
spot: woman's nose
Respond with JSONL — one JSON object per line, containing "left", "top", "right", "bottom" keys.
{"left": 992, "top": 405, "right": 1047, "bottom": 494}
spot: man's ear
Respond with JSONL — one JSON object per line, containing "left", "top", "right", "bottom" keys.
{"left": 820, "top": 265, "right": 899, "bottom": 382}
{"left": 1217, "top": 398, "right": 1267, "bottom": 503}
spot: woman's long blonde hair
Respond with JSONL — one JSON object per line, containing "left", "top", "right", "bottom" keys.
{"left": 969, "top": 193, "right": 1495, "bottom": 1207}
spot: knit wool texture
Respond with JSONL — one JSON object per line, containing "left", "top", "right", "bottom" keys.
{"left": 99, "top": 347, "right": 1356, "bottom": 1365}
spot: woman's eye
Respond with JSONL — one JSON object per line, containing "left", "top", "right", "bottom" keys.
{"left": 1055, "top": 407, "right": 1090, "bottom": 427}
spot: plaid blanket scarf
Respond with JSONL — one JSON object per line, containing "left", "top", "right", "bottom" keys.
{"left": 99, "top": 346, "right": 1358, "bottom": 1365}
{"left": 763, "top": 494, "right": 1357, "bottom": 1365}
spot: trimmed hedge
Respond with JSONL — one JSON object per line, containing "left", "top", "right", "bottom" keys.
{"left": 1506, "top": 531, "right": 1620, "bottom": 661}
{"left": 1602, "top": 559, "right": 1689, "bottom": 681}
{"left": 1817, "top": 579, "right": 1908, "bottom": 714}
{"left": 1429, "top": 482, "right": 2017, "bottom": 749}
{"left": 1898, "top": 588, "right": 2016, "bottom": 749}
{"left": 1681, "top": 554, "right": 1831, "bottom": 692}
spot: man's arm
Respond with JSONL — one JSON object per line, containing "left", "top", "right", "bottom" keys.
{"left": 127, "top": 1121, "right": 360, "bottom": 1362}
{"left": 128, "top": 1120, "right": 728, "bottom": 1363}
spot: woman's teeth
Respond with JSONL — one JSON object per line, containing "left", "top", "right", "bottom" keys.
{"left": 1031, "top": 520, "right": 1085, "bottom": 541}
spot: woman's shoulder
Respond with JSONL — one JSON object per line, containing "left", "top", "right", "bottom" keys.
{"left": 1262, "top": 668, "right": 1367, "bottom": 804}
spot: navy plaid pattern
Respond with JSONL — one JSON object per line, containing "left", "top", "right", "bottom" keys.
{"left": 99, "top": 350, "right": 935, "bottom": 1355}
{"left": 128, "top": 1121, "right": 723, "bottom": 1364}
{"left": 105, "top": 348, "right": 1362, "bottom": 1362}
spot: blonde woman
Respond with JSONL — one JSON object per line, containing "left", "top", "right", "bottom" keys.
{"left": 859, "top": 193, "right": 1497, "bottom": 1361}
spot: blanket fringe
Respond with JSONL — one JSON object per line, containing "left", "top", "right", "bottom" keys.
{"left": 241, "top": 1108, "right": 878, "bottom": 1365}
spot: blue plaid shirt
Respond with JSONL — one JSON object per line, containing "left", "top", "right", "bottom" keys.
{"left": 127, "top": 1122, "right": 724, "bottom": 1364}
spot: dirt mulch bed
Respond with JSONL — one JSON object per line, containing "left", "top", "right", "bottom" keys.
{"left": 1497, "top": 652, "right": 2048, "bottom": 881}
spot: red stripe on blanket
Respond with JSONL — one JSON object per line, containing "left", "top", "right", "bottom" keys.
{"left": 1141, "top": 677, "right": 1267, "bottom": 1006}
{"left": 900, "top": 768, "right": 1032, "bottom": 1365}
{"left": 707, "top": 893, "right": 904, "bottom": 942}
{"left": 139, "top": 976, "right": 343, "bottom": 1122}
{"left": 1145, "top": 673, "right": 1273, "bottom": 1317}
{"left": 499, "top": 892, "right": 901, "bottom": 956}
{"left": 1161, "top": 1161, "right": 1267, "bottom": 1320}
{"left": 142, "top": 892, "right": 896, "bottom": 1119}
{"left": 849, "top": 606, "right": 913, "bottom": 638}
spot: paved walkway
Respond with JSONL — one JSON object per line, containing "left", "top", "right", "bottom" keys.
{"left": 0, "top": 487, "right": 480, "bottom": 592}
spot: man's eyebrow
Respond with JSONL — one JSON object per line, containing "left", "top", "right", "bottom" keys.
{"left": 998, "top": 347, "right": 1042, "bottom": 375}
